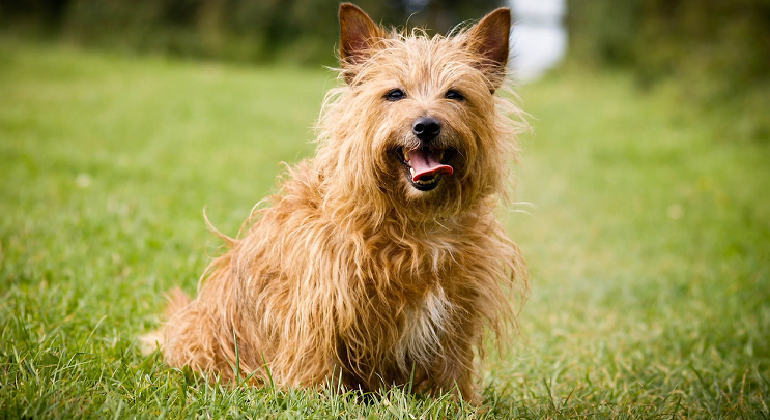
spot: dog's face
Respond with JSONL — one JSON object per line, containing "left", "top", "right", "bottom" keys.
{"left": 316, "top": 4, "right": 518, "bottom": 219}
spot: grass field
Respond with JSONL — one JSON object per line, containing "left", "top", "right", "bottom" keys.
{"left": 1, "top": 40, "right": 769, "bottom": 419}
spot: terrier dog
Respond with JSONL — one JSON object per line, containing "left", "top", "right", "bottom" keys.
{"left": 145, "top": 3, "right": 527, "bottom": 403}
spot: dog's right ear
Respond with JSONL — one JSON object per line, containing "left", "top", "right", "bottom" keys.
{"left": 339, "top": 3, "right": 383, "bottom": 84}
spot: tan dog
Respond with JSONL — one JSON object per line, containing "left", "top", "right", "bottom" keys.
{"left": 145, "top": 3, "right": 527, "bottom": 403}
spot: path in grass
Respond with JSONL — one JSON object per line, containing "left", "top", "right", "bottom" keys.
{"left": 1, "top": 41, "right": 768, "bottom": 418}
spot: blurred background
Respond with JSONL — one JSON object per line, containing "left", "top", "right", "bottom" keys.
{"left": 1, "top": 0, "right": 768, "bottom": 139}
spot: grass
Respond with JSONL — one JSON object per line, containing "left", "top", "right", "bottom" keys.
{"left": 1, "top": 40, "right": 769, "bottom": 419}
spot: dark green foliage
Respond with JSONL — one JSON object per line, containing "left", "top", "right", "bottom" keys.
{"left": 0, "top": 0, "right": 504, "bottom": 65}
{"left": 568, "top": 0, "right": 770, "bottom": 84}
{"left": 566, "top": 0, "right": 642, "bottom": 66}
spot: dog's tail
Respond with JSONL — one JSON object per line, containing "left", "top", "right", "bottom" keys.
{"left": 139, "top": 286, "right": 192, "bottom": 356}
{"left": 163, "top": 286, "right": 193, "bottom": 319}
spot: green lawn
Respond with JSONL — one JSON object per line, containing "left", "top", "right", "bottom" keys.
{"left": 1, "top": 40, "right": 768, "bottom": 419}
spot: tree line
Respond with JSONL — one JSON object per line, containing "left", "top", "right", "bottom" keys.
{"left": 3, "top": 0, "right": 768, "bottom": 139}
{"left": 0, "top": 0, "right": 501, "bottom": 65}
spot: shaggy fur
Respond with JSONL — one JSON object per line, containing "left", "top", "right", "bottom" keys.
{"left": 143, "top": 3, "right": 528, "bottom": 403}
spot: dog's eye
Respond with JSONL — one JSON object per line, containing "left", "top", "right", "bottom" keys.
{"left": 385, "top": 89, "right": 405, "bottom": 101}
{"left": 445, "top": 90, "right": 465, "bottom": 101}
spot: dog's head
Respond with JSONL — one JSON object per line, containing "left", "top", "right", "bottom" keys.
{"left": 315, "top": 4, "right": 523, "bottom": 222}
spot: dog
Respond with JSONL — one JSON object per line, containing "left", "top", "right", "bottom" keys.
{"left": 143, "top": 3, "right": 528, "bottom": 403}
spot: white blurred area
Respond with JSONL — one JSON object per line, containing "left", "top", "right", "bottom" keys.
{"left": 509, "top": 0, "right": 567, "bottom": 81}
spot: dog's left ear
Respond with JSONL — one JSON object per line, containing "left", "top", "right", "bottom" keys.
{"left": 466, "top": 8, "right": 511, "bottom": 90}
{"left": 339, "top": 3, "right": 384, "bottom": 84}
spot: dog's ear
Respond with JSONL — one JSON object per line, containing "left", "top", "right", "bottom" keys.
{"left": 465, "top": 8, "right": 511, "bottom": 91}
{"left": 339, "top": 3, "right": 384, "bottom": 84}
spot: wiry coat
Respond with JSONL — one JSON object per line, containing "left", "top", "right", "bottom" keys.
{"left": 148, "top": 4, "right": 528, "bottom": 403}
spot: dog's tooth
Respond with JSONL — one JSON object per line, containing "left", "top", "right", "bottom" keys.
{"left": 409, "top": 167, "right": 416, "bottom": 177}
{"left": 415, "top": 176, "right": 437, "bottom": 185}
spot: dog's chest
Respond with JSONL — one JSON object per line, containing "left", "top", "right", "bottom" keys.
{"left": 395, "top": 285, "right": 455, "bottom": 366}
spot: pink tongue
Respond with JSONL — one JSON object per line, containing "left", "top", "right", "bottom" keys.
{"left": 407, "top": 149, "right": 454, "bottom": 181}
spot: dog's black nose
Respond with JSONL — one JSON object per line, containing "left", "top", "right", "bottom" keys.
{"left": 412, "top": 117, "right": 441, "bottom": 141}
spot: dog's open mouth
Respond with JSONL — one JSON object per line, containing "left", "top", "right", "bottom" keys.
{"left": 395, "top": 147, "right": 455, "bottom": 191}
